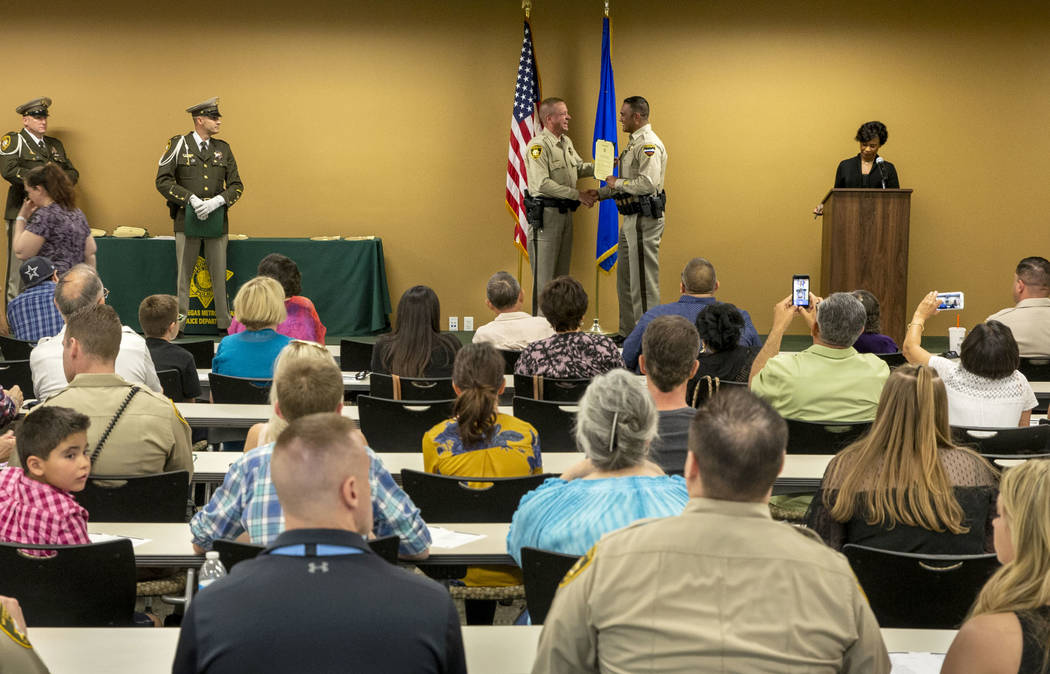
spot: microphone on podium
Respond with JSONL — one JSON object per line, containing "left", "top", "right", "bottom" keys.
{"left": 876, "top": 156, "right": 887, "bottom": 188}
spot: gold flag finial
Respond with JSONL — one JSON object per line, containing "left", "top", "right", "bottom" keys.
{"left": 523, "top": 0, "right": 532, "bottom": 19}
{"left": 604, "top": 0, "right": 609, "bottom": 17}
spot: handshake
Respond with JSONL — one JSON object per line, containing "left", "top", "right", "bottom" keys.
{"left": 579, "top": 189, "right": 600, "bottom": 208}
{"left": 189, "top": 194, "right": 225, "bottom": 220}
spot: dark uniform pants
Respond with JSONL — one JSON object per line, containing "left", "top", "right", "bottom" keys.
{"left": 527, "top": 207, "right": 574, "bottom": 313}
{"left": 175, "top": 232, "right": 231, "bottom": 329}
{"left": 617, "top": 213, "right": 663, "bottom": 336}
{"left": 5, "top": 219, "right": 21, "bottom": 302}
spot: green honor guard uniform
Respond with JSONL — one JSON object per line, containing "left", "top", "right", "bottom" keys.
{"left": 597, "top": 96, "right": 667, "bottom": 338}
{"left": 0, "top": 97, "right": 79, "bottom": 302}
{"left": 156, "top": 97, "right": 243, "bottom": 331}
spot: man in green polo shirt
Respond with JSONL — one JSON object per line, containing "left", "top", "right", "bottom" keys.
{"left": 749, "top": 292, "right": 888, "bottom": 422}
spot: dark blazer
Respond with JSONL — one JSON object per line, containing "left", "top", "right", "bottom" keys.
{"left": 834, "top": 154, "right": 899, "bottom": 189}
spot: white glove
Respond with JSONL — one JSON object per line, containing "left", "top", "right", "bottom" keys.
{"left": 188, "top": 195, "right": 204, "bottom": 210}
{"left": 199, "top": 195, "right": 226, "bottom": 218}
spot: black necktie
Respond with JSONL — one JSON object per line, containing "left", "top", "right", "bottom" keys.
{"left": 200, "top": 141, "right": 208, "bottom": 155}
{"left": 37, "top": 140, "right": 45, "bottom": 153}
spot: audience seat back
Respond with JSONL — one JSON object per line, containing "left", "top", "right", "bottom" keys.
{"left": 0, "top": 539, "right": 136, "bottom": 627}
{"left": 369, "top": 373, "right": 455, "bottom": 401}
{"left": 521, "top": 546, "right": 583, "bottom": 625}
{"left": 843, "top": 544, "right": 998, "bottom": 629}
{"left": 400, "top": 469, "right": 553, "bottom": 523}
{"left": 512, "top": 396, "right": 579, "bottom": 452}
{"left": 784, "top": 418, "right": 872, "bottom": 455}
{"left": 74, "top": 470, "right": 191, "bottom": 522}
{"left": 357, "top": 395, "right": 455, "bottom": 452}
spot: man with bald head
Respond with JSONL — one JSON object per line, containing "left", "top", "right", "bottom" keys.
{"left": 29, "top": 264, "right": 161, "bottom": 400}
{"left": 173, "top": 414, "right": 466, "bottom": 674}
{"left": 622, "top": 257, "right": 760, "bottom": 371}
{"left": 524, "top": 98, "right": 598, "bottom": 311}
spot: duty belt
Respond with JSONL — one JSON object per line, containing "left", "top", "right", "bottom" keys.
{"left": 537, "top": 197, "right": 581, "bottom": 213}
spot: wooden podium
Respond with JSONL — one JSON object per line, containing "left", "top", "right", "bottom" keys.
{"left": 820, "top": 188, "right": 913, "bottom": 344}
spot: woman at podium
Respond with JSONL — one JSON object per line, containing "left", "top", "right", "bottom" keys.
{"left": 834, "top": 121, "right": 899, "bottom": 189}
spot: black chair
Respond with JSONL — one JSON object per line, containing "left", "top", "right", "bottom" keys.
{"left": 512, "top": 374, "right": 590, "bottom": 402}
{"left": 1019, "top": 357, "right": 1050, "bottom": 414}
{"left": 500, "top": 349, "right": 522, "bottom": 375}
{"left": 875, "top": 351, "right": 907, "bottom": 367}
{"left": 512, "top": 396, "right": 579, "bottom": 452}
{"left": 369, "top": 373, "right": 455, "bottom": 401}
{"left": 176, "top": 338, "right": 214, "bottom": 369}
{"left": 340, "top": 339, "right": 374, "bottom": 372}
{"left": 0, "top": 334, "right": 35, "bottom": 361}
{"left": 357, "top": 395, "right": 455, "bottom": 452}
{"left": 685, "top": 377, "right": 747, "bottom": 408}
{"left": 208, "top": 373, "right": 272, "bottom": 404}
{"left": 73, "top": 470, "right": 191, "bottom": 522}
{"left": 0, "top": 538, "right": 136, "bottom": 626}
{"left": 1019, "top": 356, "right": 1050, "bottom": 381}
{"left": 0, "top": 358, "right": 34, "bottom": 399}
{"left": 520, "top": 546, "right": 582, "bottom": 625}
{"left": 784, "top": 418, "right": 872, "bottom": 455}
{"left": 400, "top": 469, "right": 552, "bottom": 522}
{"left": 951, "top": 424, "right": 1050, "bottom": 461}
{"left": 843, "top": 544, "right": 999, "bottom": 628}
{"left": 157, "top": 368, "right": 184, "bottom": 402}
{"left": 213, "top": 535, "right": 400, "bottom": 568}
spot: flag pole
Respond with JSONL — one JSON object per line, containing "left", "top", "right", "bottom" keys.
{"left": 523, "top": 0, "right": 531, "bottom": 19}
{"left": 590, "top": 264, "right": 605, "bottom": 334}
{"left": 590, "top": 0, "right": 611, "bottom": 335}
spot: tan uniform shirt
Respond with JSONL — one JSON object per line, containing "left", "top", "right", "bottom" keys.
{"left": 987, "top": 297, "right": 1050, "bottom": 357}
{"left": 534, "top": 497, "right": 890, "bottom": 674}
{"left": 526, "top": 128, "right": 594, "bottom": 200}
{"left": 37, "top": 373, "right": 193, "bottom": 478}
{"left": 598, "top": 123, "right": 667, "bottom": 199}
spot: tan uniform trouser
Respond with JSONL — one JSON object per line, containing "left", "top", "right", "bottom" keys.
{"left": 175, "top": 232, "right": 231, "bottom": 330}
{"left": 617, "top": 213, "right": 664, "bottom": 336}
{"left": 527, "top": 207, "right": 574, "bottom": 315}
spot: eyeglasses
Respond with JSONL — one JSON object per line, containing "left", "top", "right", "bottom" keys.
{"left": 102, "top": 287, "right": 110, "bottom": 300}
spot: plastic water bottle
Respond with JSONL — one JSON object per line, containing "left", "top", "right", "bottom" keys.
{"left": 198, "top": 551, "right": 227, "bottom": 591}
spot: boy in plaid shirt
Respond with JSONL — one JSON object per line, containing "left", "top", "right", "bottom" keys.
{"left": 0, "top": 407, "right": 91, "bottom": 555}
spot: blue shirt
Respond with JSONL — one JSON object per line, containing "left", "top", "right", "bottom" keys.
{"left": 189, "top": 442, "right": 432, "bottom": 557}
{"left": 622, "top": 295, "right": 761, "bottom": 372}
{"left": 7, "top": 281, "right": 63, "bottom": 341}
{"left": 506, "top": 474, "right": 689, "bottom": 566}
{"left": 212, "top": 329, "right": 292, "bottom": 379}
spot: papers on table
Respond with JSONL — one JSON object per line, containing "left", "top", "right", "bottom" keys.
{"left": 594, "top": 139, "right": 615, "bottom": 182}
{"left": 89, "top": 533, "right": 151, "bottom": 548}
{"left": 428, "top": 526, "right": 486, "bottom": 549}
{"left": 889, "top": 652, "right": 945, "bottom": 673}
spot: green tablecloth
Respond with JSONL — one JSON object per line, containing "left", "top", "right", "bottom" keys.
{"left": 96, "top": 237, "right": 391, "bottom": 336}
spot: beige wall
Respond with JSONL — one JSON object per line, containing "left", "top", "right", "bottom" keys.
{"left": 6, "top": 1, "right": 1048, "bottom": 338}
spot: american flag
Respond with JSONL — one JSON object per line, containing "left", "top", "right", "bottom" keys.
{"left": 505, "top": 20, "right": 541, "bottom": 258}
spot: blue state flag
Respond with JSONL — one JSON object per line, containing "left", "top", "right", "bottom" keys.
{"left": 593, "top": 16, "right": 618, "bottom": 272}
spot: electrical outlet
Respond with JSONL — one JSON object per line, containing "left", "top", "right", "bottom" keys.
{"left": 448, "top": 316, "right": 459, "bottom": 331}
{"left": 464, "top": 316, "right": 474, "bottom": 331}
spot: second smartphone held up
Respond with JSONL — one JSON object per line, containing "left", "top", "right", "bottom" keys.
{"left": 792, "top": 275, "right": 810, "bottom": 307}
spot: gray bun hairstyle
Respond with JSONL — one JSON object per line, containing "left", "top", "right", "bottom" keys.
{"left": 574, "top": 368, "right": 657, "bottom": 471}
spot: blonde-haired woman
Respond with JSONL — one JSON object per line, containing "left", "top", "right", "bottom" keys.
{"left": 943, "top": 460, "right": 1050, "bottom": 674}
{"left": 212, "top": 276, "right": 291, "bottom": 379}
{"left": 244, "top": 340, "right": 334, "bottom": 451}
{"left": 805, "top": 364, "right": 999, "bottom": 553}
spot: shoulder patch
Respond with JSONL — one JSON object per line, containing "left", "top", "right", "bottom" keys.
{"left": 559, "top": 544, "right": 596, "bottom": 588}
{"left": 529, "top": 145, "right": 542, "bottom": 159}
{"left": 0, "top": 135, "right": 9, "bottom": 152}
{"left": 0, "top": 603, "right": 31, "bottom": 649}
{"left": 642, "top": 144, "right": 656, "bottom": 157}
